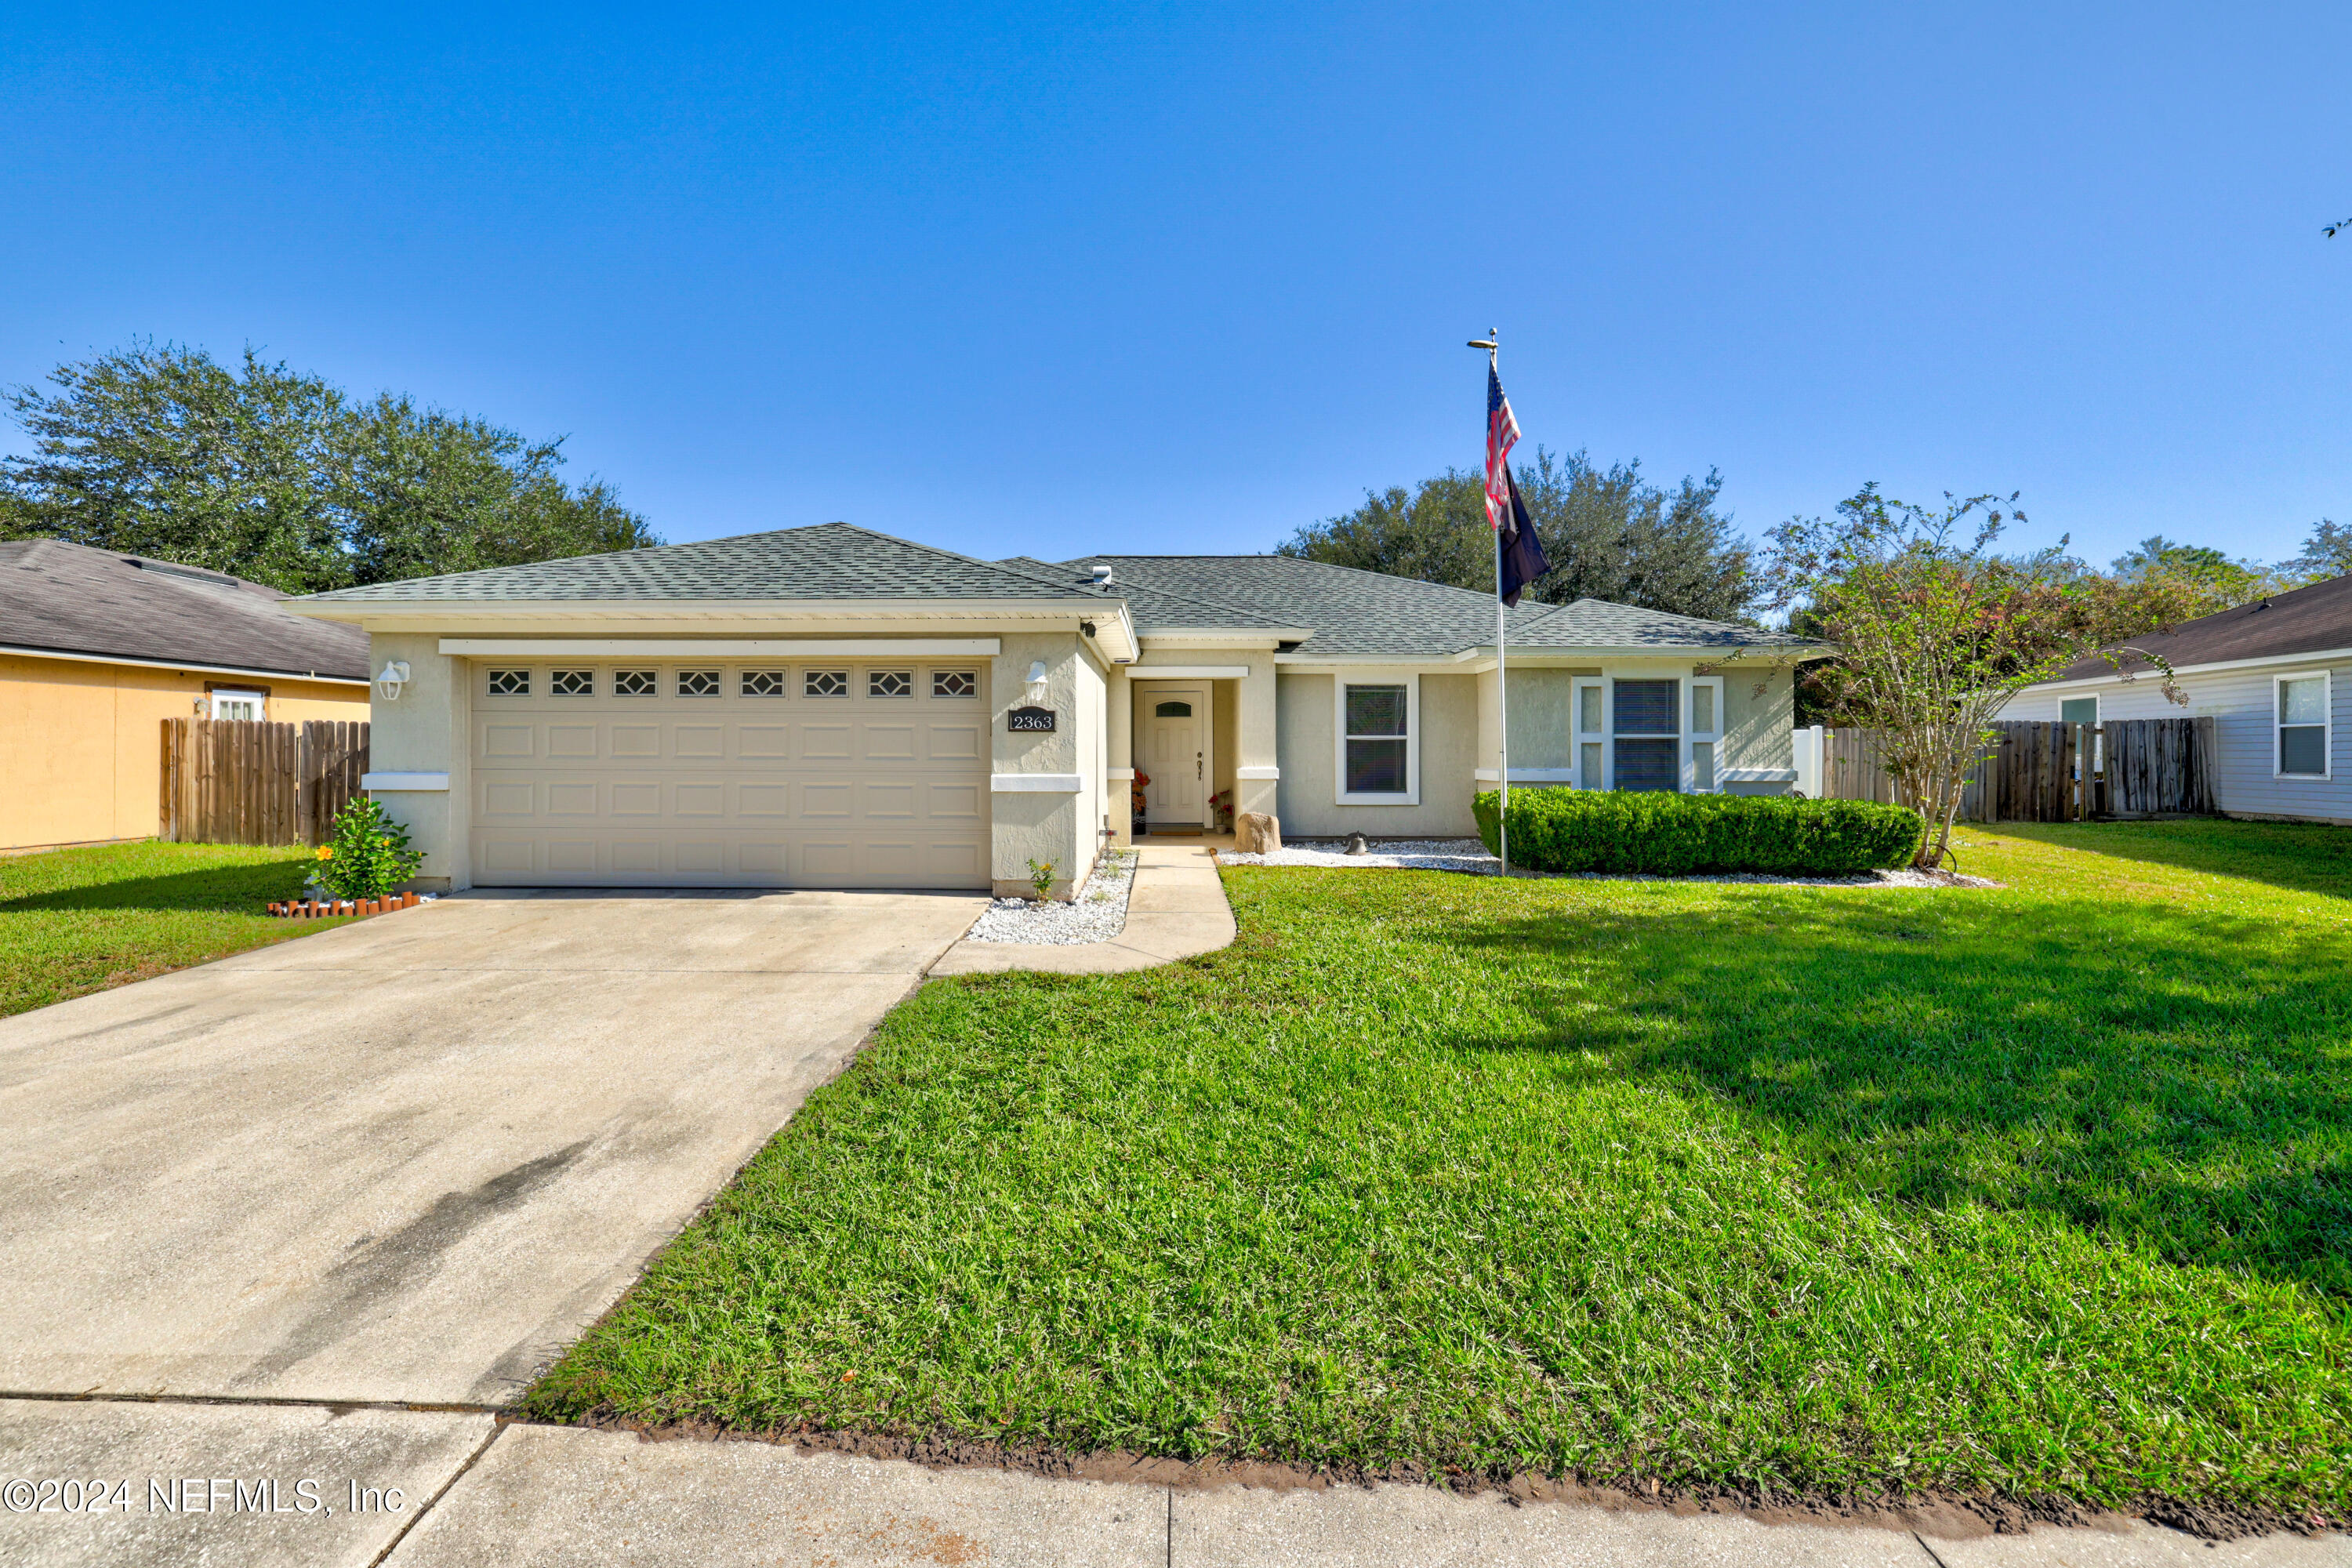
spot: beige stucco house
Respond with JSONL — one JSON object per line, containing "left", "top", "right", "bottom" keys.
{"left": 2, "top": 540, "right": 372, "bottom": 852}
{"left": 289, "top": 524, "right": 1817, "bottom": 897}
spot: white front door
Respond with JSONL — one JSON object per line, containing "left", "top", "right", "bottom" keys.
{"left": 1142, "top": 686, "right": 1207, "bottom": 826}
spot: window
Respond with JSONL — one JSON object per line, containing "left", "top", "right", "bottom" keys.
{"left": 2060, "top": 696, "right": 2098, "bottom": 727}
{"left": 209, "top": 688, "right": 265, "bottom": 720}
{"left": 2278, "top": 673, "right": 2329, "bottom": 777}
{"left": 1573, "top": 678, "right": 1605, "bottom": 789}
{"left": 1154, "top": 699, "right": 1192, "bottom": 717}
{"left": 1613, "top": 678, "right": 1679, "bottom": 793}
{"left": 868, "top": 670, "right": 913, "bottom": 698}
{"left": 1338, "top": 680, "right": 1414, "bottom": 800}
{"left": 932, "top": 670, "right": 977, "bottom": 698}
{"left": 487, "top": 669, "right": 530, "bottom": 697}
{"left": 742, "top": 670, "right": 786, "bottom": 697}
{"left": 551, "top": 669, "right": 594, "bottom": 697}
{"left": 1687, "top": 677, "right": 1722, "bottom": 793}
{"left": 614, "top": 669, "right": 657, "bottom": 697}
{"left": 805, "top": 670, "right": 848, "bottom": 698}
{"left": 677, "top": 670, "right": 720, "bottom": 698}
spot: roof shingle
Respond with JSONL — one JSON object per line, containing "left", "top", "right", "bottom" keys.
{"left": 2, "top": 539, "right": 370, "bottom": 680}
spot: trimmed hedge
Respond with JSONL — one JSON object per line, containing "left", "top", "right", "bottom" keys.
{"left": 1472, "top": 788, "right": 1922, "bottom": 875}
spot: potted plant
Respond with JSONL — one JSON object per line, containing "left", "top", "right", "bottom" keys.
{"left": 1207, "top": 789, "right": 1235, "bottom": 833}
{"left": 1131, "top": 770, "right": 1150, "bottom": 837}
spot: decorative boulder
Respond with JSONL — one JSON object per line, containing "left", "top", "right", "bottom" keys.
{"left": 1235, "top": 811, "right": 1282, "bottom": 854}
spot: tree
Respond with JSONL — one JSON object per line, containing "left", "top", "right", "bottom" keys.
{"left": 1279, "top": 447, "right": 1758, "bottom": 622}
{"left": 2108, "top": 535, "right": 2279, "bottom": 613}
{"left": 1, "top": 341, "right": 657, "bottom": 591}
{"left": 1766, "top": 485, "right": 2179, "bottom": 870}
{"left": 2285, "top": 519, "right": 2352, "bottom": 581}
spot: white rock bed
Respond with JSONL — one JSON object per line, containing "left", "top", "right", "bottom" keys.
{"left": 961, "top": 848, "right": 1138, "bottom": 945}
{"left": 1218, "top": 838, "right": 1998, "bottom": 888}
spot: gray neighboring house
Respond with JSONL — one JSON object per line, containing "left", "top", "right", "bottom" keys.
{"left": 2006, "top": 572, "right": 2352, "bottom": 825}
{"left": 290, "top": 523, "right": 1817, "bottom": 896}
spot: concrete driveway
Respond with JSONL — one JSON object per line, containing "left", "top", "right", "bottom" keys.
{"left": 0, "top": 887, "right": 984, "bottom": 1407}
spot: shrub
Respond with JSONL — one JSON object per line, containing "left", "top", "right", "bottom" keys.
{"left": 313, "top": 797, "right": 426, "bottom": 898}
{"left": 1472, "top": 789, "right": 1922, "bottom": 876}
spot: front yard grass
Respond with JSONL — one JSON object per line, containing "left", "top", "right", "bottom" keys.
{"left": 0, "top": 840, "right": 348, "bottom": 1018}
{"left": 526, "top": 820, "right": 2351, "bottom": 1517}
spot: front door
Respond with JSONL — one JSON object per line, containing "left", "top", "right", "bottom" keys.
{"left": 1142, "top": 686, "right": 1207, "bottom": 826}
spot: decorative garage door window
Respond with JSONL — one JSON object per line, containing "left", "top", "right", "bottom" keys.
{"left": 933, "top": 670, "right": 977, "bottom": 698}
{"left": 742, "top": 670, "right": 786, "bottom": 697}
{"left": 1342, "top": 684, "right": 1407, "bottom": 794}
{"left": 614, "top": 670, "right": 657, "bottom": 696}
{"left": 551, "top": 669, "right": 594, "bottom": 697}
{"left": 805, "top": 670, "right": 848, "bottom": 698}
{"left": 868, "top": 670, "right": 913, "bottom": 698}
{"left": 1613, "top": 679, "right": 1679, "bottom": 792}
{"left": 677, "top": 670, "right": 721, "bottom": 698}
{"left": 488, "top": 669, "right": 530, "bottom": 696}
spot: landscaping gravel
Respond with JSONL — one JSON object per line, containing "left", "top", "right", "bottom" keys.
{"left": 1218, "top": 837, "right": 1999, "bottom": 888}
{"left": 961, "top": 848, "right": 1138, "bottom": 945}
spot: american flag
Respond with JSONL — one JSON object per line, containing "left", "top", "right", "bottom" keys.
{"left": 1484, "top": 364, "right": 1521, "bottom": 529}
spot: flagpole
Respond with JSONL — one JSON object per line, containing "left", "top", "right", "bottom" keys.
{"left": 1487, "top": 334, "right": 1511, "bottom": 878}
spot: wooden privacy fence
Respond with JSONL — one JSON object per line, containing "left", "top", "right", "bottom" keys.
{"left": 1811, "top": 717, "right": 2216, "bottom": 822}
{"left": 159, "top": 719, "right": 370, "bottom": 846}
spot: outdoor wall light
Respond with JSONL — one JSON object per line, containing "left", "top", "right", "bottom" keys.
{"left": 374, "top": 661, "right": 412, "bottom": 702}
{"left": 1025, "top": 659, "right": 1050, "bottom": 702}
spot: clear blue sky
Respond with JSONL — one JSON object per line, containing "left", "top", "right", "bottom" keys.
{"left": 5, "top": 3, "right": 2347, "bottom": 571}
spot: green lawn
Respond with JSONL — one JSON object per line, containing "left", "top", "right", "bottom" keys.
{"left": 0, "top": 840, "right": 349, "bottom": 1018}
{"left": 524, "top": 820, "right": 2351, "bottom": 1515}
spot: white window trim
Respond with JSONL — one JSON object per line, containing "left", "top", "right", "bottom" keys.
{"left": 2274, "top": 670, "right": 2332, "bottom": 780}
{"left": 1684, "top": 675, "right": 1722, "bottom": 793}
{"left": 2058, "top": 693, "right": 2100, "bottom": 727}
{"left": 1571, "top": 676, "right": 1606, "bottom": 790}
{"left": 1335, "top": 671, "right": 1419, "bottom": 804}
{"left": 209, "top": 688, "right": 267, "bottom": 720}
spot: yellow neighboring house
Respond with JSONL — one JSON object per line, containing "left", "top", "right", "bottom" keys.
{"left": 2, "top": 539, "right": 373, "bottom": 851}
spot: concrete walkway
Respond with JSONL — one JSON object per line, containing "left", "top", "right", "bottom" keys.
{"left": 929, "top": 840, "right": 1236, "bottom": 975}
{"left": 4, "top": 1409, "right": 2341, "bottom": 1567}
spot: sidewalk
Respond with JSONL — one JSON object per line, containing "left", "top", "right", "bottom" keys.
{"left": 5, "top": 1404, "right": 2341, "bottom": 1567}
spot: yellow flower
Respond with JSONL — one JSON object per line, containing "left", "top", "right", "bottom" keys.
{"left": 316, "top": 845, "right": 334, "bottom": 860}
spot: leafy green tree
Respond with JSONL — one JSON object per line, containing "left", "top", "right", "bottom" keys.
{"left": 2285, "top": 519, "right": 2352, "bottom": 581}
{"left": 1768, "top": 485, "right": 2180, "bottom": 869}
{"left": 2108, "top": 535, "right": 2280, "bottom": 612}
{"left": 1278, "top": 447, "right": 1757, "bottom": 621}
{"left": 2, "top": 341, "right": 656, "bottom": 591}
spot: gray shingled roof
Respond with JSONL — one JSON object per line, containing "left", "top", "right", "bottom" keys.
{"left": 2, "top": 539, "right": 370, "bottom": 680}
{"left": 1065, "top": 554, "right": 1798, "bottom": 658}
{"left": 298, "top": 523, "right": 1122, "bottom": 604}
{"left": 2037, "top": 572, "right": 2352, "bottom": 683}
{"left": 1508, "top": 597, "right": 1809, "bottom": 654}
{"left": 999, "top": 557, "right": 1297, "bottom": 631}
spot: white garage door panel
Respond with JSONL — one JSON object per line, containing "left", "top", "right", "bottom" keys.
{"left": 468, "top": 661, "right": 991, "bottom": 888}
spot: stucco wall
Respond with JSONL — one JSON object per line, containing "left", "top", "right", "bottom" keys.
{"left": 1276, "top": 671, "right": 1481, "bottom": 837}
{"left": 363, "top": 633, "right": 474, "bottom": 890}
{"left": 1722, "top": 662, "right": 1795, "bottom": 786}
{"left": 989, "top": 631, "right": 1094, "bottom": 897}
{"left": 1, "top": 653, "right": 368, "bottom": 851}
{"left": 2006, "top": 660, "right": 2352, "bottom": 822}
{"left": 1212, "top": 678, "right": 1239, "bottom": 822}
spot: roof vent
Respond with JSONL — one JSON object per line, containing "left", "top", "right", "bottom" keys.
{"left": 1089, "top": 564, "right": 1113, "bottom": 585}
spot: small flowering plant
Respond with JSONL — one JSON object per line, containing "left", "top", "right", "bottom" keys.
{"left": 313, "top": 797, "right": 426, "bottom": 900}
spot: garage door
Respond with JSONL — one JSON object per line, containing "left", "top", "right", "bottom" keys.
{"left": 467, "top": 658, "right": 991, "bottom": 888}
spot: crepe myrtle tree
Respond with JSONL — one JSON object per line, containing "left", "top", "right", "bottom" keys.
{"left": 1765, "top": 485, "right": 2180, "bottom": 869}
